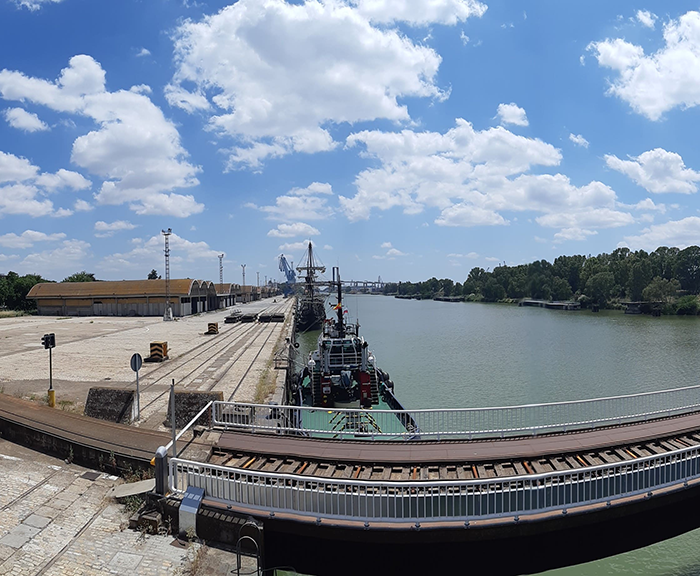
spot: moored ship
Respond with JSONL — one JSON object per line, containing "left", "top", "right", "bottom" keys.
{"left": 295, "top": 242, "right": 326, "bottom": 331}
{"left": 291, "top": 267, "right": 411, "bottom": 437}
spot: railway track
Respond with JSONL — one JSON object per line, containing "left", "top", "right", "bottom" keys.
{"left": 136, "top": 300, "right": 291, "bottom": 420}
{"left": 209, "top": 429, "right": 700, "bottom": 482}
{"left": 136, "top": 300, "right": 290, "bottom": 392}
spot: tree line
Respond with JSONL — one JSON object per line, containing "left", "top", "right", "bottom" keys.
{"left": 381, "top": 246, "right": 700, "bottom": 315}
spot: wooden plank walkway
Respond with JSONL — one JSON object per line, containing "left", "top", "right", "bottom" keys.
{"left": 217, "top": 410, "right": 700, "bottom": 464}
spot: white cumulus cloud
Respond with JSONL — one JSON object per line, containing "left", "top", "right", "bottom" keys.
{"left": 35, "top": 169, "right": 91, "bottom": 191}
{"left": 589, "top": 11, "right": 700, "bottom": 120}
{"left": 569, "top": 133, "right": 589, "bottom": 148}
{"left": 352, "top": 0, "right": 487, "bottom": 26}
{"left": 0, "top": 55, "right": 203, "bottom": 217}
{"left": 251, "top": 182, "right": 335, "bottom": 221}
{"left": 267, "top": 222, "right": 321, "bottom": 238}
{"left": 99, "top": 232, "right": 221, "bottom": 274}
{"left": 4, "top": 108, "right": 49, "bottom": 132}
{"left": 94, "top": 220, "right": 137, "bottom": 238}
{"left": 168, "top": 0, "right": 446, "bottom": 168}
{"left": 18, "top": 239, "right": 91, "bottom": 277}
{"left": 636, "top": 10, "right": 657, "bottom": 29}
{"left": 605, "top": 148, "right": 700, "bottom": 194}
{"left": 0, "top": 230, "right": 67, "bottom": 249}
{"left": 625, "top": 216, "right": 700, "bottom": 250}
{"left": 496, "top": 103, "right": 528, "bottom": 126}
{"left": 340, "top": 118, "right": 635, "bottom": 238}
{"left": 278, "top": 239, "right": 316, "bottom": 253}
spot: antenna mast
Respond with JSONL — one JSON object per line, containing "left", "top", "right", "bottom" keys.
{"left": 162, "top": 228, "right": 173, "bottom": 321}
{"left": 218, "top": 254, "right": 224, "bottom": 292}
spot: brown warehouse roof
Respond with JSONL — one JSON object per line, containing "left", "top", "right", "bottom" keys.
{"left": 27, "top": 279, "right": 214, "bottom": 299}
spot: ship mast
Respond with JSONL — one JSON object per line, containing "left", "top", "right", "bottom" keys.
{"left": 296, "top": 242, "right": 326, "bottom": 292}
{"left": 333, "top": 266, "right": 344, "bottom": 337}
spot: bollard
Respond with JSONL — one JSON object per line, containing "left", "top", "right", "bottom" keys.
{"left": 154, "top": 446, "right": 168, "bottom": 495}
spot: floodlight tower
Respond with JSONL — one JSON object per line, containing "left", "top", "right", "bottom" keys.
{"left": 162, "top": 228, "right": 173, "bottom": 321}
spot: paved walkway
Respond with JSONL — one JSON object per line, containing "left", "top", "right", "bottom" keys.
{"left": 0, "top": 438, "right": 255, "bottom": 576}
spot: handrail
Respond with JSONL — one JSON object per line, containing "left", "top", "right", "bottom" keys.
{"left": 165, "top": 400, "right": 214, "bottom": 456}
{"left": 169, "top": 443, "right": 700, "bottom": 523}
{"left": 210, "top": 383, "right": 700, "bottom": 440}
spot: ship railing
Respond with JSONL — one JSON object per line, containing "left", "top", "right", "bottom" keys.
{"left": 169, "top": 443, "right": 700, "bottom": 523}
{"left": 210, "top": 383, "right": 700, "bottom": 440}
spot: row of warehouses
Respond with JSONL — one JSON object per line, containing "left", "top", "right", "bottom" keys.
{"left": 26, "top": 279, "right": 278, "bottom": 317}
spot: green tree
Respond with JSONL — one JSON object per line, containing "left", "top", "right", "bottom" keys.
{"left": 63, "top": 271, "right": 96, "bottom": 283}
{"left": 628, "top": 259, "right": 652, "bottom": 301}
{"left": 1, "top": 272, "right": 50, "bottom": 311}
{"left": 585, "top": 271, "right": 614, "bottom": 306}
{"left": 147, "top": 269, "right": 160, "bottom": 280}
{"left": 642, "top": 276, "right": 680, "bottom": 302}
{"left": 551, "top": 277, "right": 573, "bottom": 301}
{"left": 482, "top": 278, "right": 506, "bottom": 301}
{"left": 674, "top": 246, "right": 700, "bottom": 294}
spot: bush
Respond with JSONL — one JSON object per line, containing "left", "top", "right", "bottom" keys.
{"left": 675, "top": 295, "right": 699, "bottom": 315}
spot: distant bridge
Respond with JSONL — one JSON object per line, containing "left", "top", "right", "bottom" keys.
{"left": 342, "top": 278, "right": 385, "bottom": 291}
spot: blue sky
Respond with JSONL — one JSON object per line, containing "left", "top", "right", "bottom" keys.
{"left": 2, "top": 0, "right": 700, "bottom": 284}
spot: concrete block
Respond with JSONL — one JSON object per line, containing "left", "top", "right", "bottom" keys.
{"left": 23, "top": 515, "right": 51, "bottom": 529}
{"left": 108, "top": 478, "right": 156, "bottom": 499}
{"left": 84, "top": 388, "right": 136, "bottom": 424}
{"left": 164, "top": 391, "right": 223, "bottom": 429}
{"left": 0, "top": 524, "right": 41, "bottom": 548}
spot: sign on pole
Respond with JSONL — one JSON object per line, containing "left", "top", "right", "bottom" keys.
{"left": 130, "top": 353, "right": 143, "bottom": 372}
{"left": 130, "top": 353, "right": 143, "bottom": 421}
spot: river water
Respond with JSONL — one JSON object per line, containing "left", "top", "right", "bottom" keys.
{"left": 296, "top": 294, "right": 700, "bottom": 576}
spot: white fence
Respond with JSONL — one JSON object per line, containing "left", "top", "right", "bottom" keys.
{"left": 210, "top": 383, "right": 700, "bottom": 440}
{"left": 169, "top": 444, "right": 700, "bottom": 523}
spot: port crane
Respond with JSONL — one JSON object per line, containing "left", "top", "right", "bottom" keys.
{"left": 278, "top": 254, "right": 297, "bottom": 295}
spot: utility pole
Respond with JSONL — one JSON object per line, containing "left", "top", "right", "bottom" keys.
{"left": 162, "top": 228, "right": 173, "bottom": 321}
{"left": 241, "top": 264, "right": 246, "bottom": 287}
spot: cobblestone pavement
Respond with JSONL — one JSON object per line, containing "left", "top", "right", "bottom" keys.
{"left": 0, "top": 439, "right": 258, "bottom": 576}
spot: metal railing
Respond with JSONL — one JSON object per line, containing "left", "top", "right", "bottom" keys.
{"left": 210, "top": 383, "right": 700, "bottom": 440}
{"left": 169, "top": 444, "right": 700, "bottom": 523}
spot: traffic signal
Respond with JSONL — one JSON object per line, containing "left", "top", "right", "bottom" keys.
{"left": 41, "top": 333, "right": 55, "bottom": 349}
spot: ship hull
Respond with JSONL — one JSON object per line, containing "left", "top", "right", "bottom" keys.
{"left": 296, "top": 298, "right": 325, "bottom": 331}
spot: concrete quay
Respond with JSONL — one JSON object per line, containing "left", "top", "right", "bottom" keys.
{"left": 0, "top": 296, "right": 295, "bottom": 433}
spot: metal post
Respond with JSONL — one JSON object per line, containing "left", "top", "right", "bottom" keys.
{"left": 47, "top": 347, "right": 55, "bottom": 408}
{"left": 170, "top": 379, "right": 176, "bottom": 459}
{"left": 135, "top": 369, "right": 140, "bottom": 421}
{"left": 154, "top": 446, "right": 168, "bottom": 495}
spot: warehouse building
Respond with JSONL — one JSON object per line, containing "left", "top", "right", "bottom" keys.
{"left": 27, "top": 279, "right": 219, "bottom": 317}
{"left": 216, "top": 283, "right": 239, "bottom": 308}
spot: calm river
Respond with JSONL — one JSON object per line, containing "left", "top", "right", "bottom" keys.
{"left": 296, "top": 294, "right": 700, "bottom": 576}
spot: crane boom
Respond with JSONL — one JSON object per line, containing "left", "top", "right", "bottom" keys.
{"left": 278, "top": 254, "right": 296, "bottom": 283}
